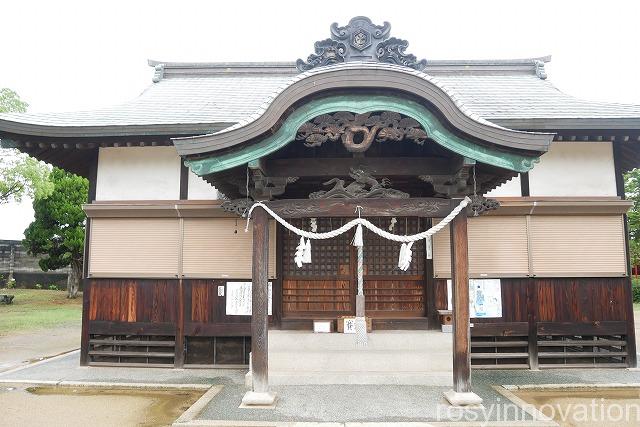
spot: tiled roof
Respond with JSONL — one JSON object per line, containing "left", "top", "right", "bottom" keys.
{"left": 1, "top": 58, "right": 640, "bottom": 137}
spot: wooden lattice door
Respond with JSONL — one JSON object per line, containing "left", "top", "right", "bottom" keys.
{"left": 281, "top": 217, "right": 427, "bottom": 319}
{"left": 282, "top": 218, "right": 354, "bottom": 317}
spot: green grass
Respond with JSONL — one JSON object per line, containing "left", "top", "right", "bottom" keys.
{"left": 0, "top": 289, "right": 82, "bottom": 336}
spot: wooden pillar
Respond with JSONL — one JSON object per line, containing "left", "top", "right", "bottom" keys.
{"left": 174, "top": 278, "right": 185, "bottom": 368}
{"left": 450, "top": 210, "right": 471, "bottom": 393}
{"left": 242, "top": 205, "right": 275, "bottom": 405}
{"left": 80, "top": 149, "right": 98, "bottom": 367}
{"left": 613, "top": 141, "right": 637, "bottom": 368}
{"left": 526, "top": 278, "right": 539, "bottom": 370}
{"left": 79, "top": 278, "right": 91, "bottom": 366}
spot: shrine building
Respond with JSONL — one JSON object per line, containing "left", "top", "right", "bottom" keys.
{"left": 2, "top": 16, "right": 640, "bottom": 405}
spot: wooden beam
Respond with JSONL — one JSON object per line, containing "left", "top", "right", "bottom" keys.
{"left": 251, "top": 206, "right": 270, "bottom": 393}
{"left": 450, "top": 210, "right": 471, "bottom": 393}
{"left": 266, "top": 198, "right": 456, "bottom": 218}
{"left": 263, "top": 157, "right": 455, "bottom": 177}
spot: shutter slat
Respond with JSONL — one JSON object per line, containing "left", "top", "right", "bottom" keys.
{"left": 182, "top": 218, "right": 276, "bottom": 278}
{"left": 433, "top": 216, "right": 529, "bottom": 278}
{"left": 89, "top": 218, "right": 180, "bottom": 277}
{"left": 530, "top": 215, "right": 626, "bottom": 276}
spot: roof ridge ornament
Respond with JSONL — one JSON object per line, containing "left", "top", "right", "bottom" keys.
{"left": 534, "top": 60, "right": 547, "bottom": 80}
{"left": 152, "top": 64, "right": 165, "bottom": 83}
{"left": 296, "top": 16, "right": 427, "bottom": 72}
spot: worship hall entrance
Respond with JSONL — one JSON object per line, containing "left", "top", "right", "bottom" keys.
{"left": 280, "top": 217, "right": 429, "bottom": 328}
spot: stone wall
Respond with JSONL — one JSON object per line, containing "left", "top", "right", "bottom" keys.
{"left": 0, "top": 240, "right": 69, "bottom": 287}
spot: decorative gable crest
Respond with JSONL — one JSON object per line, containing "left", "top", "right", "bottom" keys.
{"left": 296, "top": 16, "right": 427, "bottom": 72}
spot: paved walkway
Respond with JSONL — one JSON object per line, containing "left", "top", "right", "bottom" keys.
{"left": 3, "top": 352, "right": 640, "bottom": 424}
{"left": 0, "top": 351, "right": 245, "bottom": 385}
{"left": 0, "top": 324, "right": 79, "bottom": 373}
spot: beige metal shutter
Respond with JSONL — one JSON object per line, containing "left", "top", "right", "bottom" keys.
{"left": 433, "top": 216, "right": 529, "bottom": 278}
{"left": 182, "top": 218, "right": 276, "bottom": 279}
{"left": 89, "top": 218, "right": 180, "bottom": 277}
{"left": 529, "top": 215, "right": 626, "bottom": 277}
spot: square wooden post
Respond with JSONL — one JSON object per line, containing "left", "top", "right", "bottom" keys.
{"left": 444, "top": 209, "right": 482, "bottom": 406}
{"left": 242, "top": 206, "right": 276, "bottom": 406}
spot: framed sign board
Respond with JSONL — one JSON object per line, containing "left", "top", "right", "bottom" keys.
{"left": 446, "top": 278, "right": 502, "bottom": 318}
{"left": 225, "top": 281, "right": 272, "bottom": 316}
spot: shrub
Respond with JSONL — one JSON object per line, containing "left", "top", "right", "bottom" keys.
{"left": 6, "top": 278, "right": 16, "bottom": 289}
{"left": 631, "top": 278, "right": 640, "bottom": 302}
{"left": 34, "top": 283, "right": 42, "bottom": 290}
{"left": 47, "top": 284, "right": 59, "bottom": 291}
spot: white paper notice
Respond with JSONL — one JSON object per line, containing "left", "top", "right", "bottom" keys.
{"left": 445, "top": 278, "right": 502, "bottom": 318}
{"left": 225, "top": 282, "right": 272, "bottom": 316}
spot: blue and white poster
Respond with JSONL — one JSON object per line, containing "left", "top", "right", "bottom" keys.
{"left": 446, "top": 278, "right": 502, "bottom": 318}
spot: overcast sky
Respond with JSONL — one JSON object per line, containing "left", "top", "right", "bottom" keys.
{"left": 1, "top": 0, "right": 640, "bottom": 239}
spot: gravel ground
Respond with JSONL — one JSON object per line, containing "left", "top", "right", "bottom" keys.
{"left": 197, "top": 369, "right": 640, "bottom": 423}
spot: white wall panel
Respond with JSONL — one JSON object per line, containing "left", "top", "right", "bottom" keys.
{"left": 529, "top": 142, "right": 617, "bottom": 197}
{"left": 485, "top": 175, "right": 521, "bottom": 197}
{"left": 96, "top": 146, "right": 180, "bottom": 200}
{"left": 188, "top": 170, "right": 219, "bottom": 200}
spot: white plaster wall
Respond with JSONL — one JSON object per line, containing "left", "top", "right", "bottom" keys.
{"left": 188, "top": 170, "right": 219, "bottom": 200}
{"left": 96, "top": 146, "right": 181, "bottom": 200}
{"left": 529, "top": 142, "right": 617, "bottom": 197}
{"left": 485, "top": 175, "right": 521, "bottom": 197}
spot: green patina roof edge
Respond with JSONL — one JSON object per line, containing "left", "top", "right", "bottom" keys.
{"left": 185, "top": 94, "right": 540, "bottom": 176}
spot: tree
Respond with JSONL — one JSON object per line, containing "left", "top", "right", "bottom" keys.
{"left": 625, "top": 169, "right": 640, "bottom": 273}
{"left": 0, "top": 88, "right": 53, "bottom": 203}
{"left": 0, "top": 155, "right": 54, "bottom": 203}
{"left": 23, "top": 168, "right": 88, "bottom": 298}
{"left": 0, "top": 88, "right": 28, "bottom": 113}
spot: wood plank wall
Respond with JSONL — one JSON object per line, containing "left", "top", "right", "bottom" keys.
{"left": 86, "top": 278, "right": 253, "bottom": 367}
{"left": 435, "top": 277, "right": 634, "bottom": 368}
{"left": 435, "top": 277, "right": 629, "bottom": 324}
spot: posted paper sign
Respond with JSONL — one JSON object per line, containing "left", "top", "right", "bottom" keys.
{"left": 469, "top": 279, "right": 502, "bottom": 318}
{"left": 225, "top": 282, "right": 272, "bottom": 316}
{"left": 446, "top": 278, "right": 502, "bottom": 318}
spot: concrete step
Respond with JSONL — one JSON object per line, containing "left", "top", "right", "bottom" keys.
{"left": 269, "top": 349, "right": 452, "bottom": 372}
{"left": 268, "top": 330, "right": 452, "bottom": 351}
{"left": 264, "top": 330, "right": 453, "bottom": 385}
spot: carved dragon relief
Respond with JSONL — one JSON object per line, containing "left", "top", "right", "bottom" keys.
{"left": 309, "top": 167, "right": 409, "bottom": 199}
{"left": 296, "top": 16, "right": 426, "bottom": 71}
{"left": 296, "top": 111, "right": 428, "bottom": 152}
